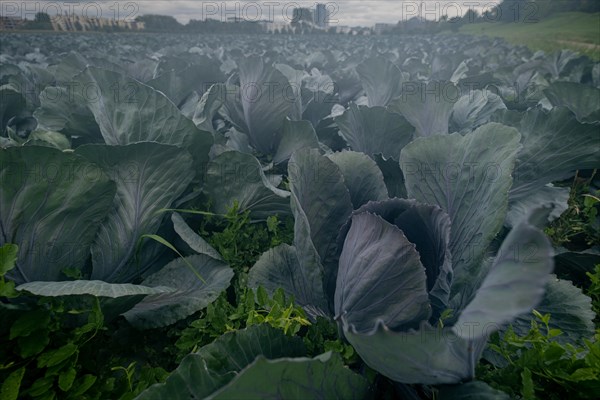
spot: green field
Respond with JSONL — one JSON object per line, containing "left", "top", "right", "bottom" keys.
{"left": 2, "top": 29, "right": 600, "bottom": 400}
{"left": 459, "top": 12, "right": 600, "bottom": 60}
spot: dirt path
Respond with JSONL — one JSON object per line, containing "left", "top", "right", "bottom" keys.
{"left": 557, "top": 40, "right": 600, "bottom": 51}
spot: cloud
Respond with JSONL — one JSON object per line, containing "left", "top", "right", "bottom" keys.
{"left": 2, "top": 1, "right": 501, "bottom": 26}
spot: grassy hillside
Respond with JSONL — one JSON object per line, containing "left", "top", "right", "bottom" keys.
{"left": 459, "top": 12, "right": 600, "bottom": 60}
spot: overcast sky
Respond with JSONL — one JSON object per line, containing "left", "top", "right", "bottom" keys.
{"left": 2, "top": 1, "right": 501, "bottom": 26}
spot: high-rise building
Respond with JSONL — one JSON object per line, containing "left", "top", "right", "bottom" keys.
{"left": 315, "top": 4, "right": 328, "bottom": 28}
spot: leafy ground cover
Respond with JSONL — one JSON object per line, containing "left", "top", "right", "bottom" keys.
{"left": 1, "top": 32, "right": 599, "bottom": 399}
{"left": 459, "top": 12, "right": 600, "bottom": 60}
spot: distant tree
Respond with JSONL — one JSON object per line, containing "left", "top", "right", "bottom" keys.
{"left": 185, "top": 18, "right": 264, "bottom": 34}
{"left": 495, "top": 0, "right": 599, "bottom": 22}
{"left": 463, "top": 8, "right": 480, "bottom": 23}
{"left": 581, "top": 0, "right": 600, "bottom": 12}
{"left": 35, "top": 12, "right": 50, "bottom": 23}
{"left": 24, "top": 12, "right": 52, "bottom": 30}
{"left": 135, "top": 15, "right": 183, "bottom": 32}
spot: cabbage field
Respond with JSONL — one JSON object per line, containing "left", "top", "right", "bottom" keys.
{"left": 1, "top": 32, "right": 599, "bottom": 399}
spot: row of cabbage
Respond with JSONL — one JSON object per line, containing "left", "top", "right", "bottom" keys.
{"left": 1, "top": 33, "right": 599, "bottom": 398}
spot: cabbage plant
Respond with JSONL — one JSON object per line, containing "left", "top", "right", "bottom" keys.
{"left": 0, "top": 64, "right": 234, "bottom": 330}
{"left": 335, "top": 199, "right": 553, "bottom": 384}
{"left": 249, "top": 123, "right": 555, "bottom": 384}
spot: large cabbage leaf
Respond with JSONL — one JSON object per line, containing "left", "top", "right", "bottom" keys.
{"left": 171, "top": 213, "right": 222, "bottom": 260}
{"left": 342, "top": 321, "right": 480, "bottom": 384}
{"left": 191, "top": 83, "right": 227, "bottom": 134}
{"left": 355, "top": 57, "right": 407, "bottom": 107}
{"left": 249, "top": 149, "right": 352, "bottom": 318}
{"left": 16, "top": 280, "right": 173, "bottom": 298}
{"left": 339, "top": 199, "right": 453, "bottom": 320}
{"left": 492, "top": 107, "right": 600, "bottom": 198}
{"left": 492, "top": 107, "right": 599, "bottom": 227}
{"left": 337, "top": 209, "right": 553, "bottom": 384}
{"left": 335, "top": 103, "right": 414, "bottom": 159}
{"left": 401, "top": 123, "right": 522, "bottom": 303}
{"left": 288, "top": 148, "right": 353, "bottom": 301}
{"left": 389, "top": 81, "right": 459, "bottom": 137}
{"left": 374, "top": 154, "right": 408, "bottom": 198}
{"left": 274, "top": 63, "right": 305, "bottom": 121}
{"left": 146, "top": 56, "right": 225, "bottom": 107}
{"left": 207, "top": 352, "right": 368, "bottom": 400}
{"left": 438, "top": 381, "right": 510, "bottom": 399}
{"left": 136, "top": 325, "right": 305, "bottom": 399}
{"left": 450, "top": 89, "right": 506, "bottom": 133}
{"left": 16, "top": 279, "right": 176, "bottom": 323}
{"left": 0, "top": 146, "right": 115, "bottom": 283}
{"left": 34, "top": 86, "right": 102, "bottom": 142}
{"left": 248, "top": 244, "right": 328, "bottom": 319}
{"left": 1, "top": 83, "right": 27, "bottom": 133}
{"left": 272, "top": 119, "right": 319, "bottom": 164}
{"left": 72, "top": 67, "right": 212, "bottom": 152}
{"left": 327, "top": 151, "right": 388, "bottom": 209}
{"left": 76, "top": 143, "right": 194, "bottom": 282}
{"left": 454, "top": 218, "right": 554, "bottom": 339}
{"left": 235, "top": 57, "right": 296, "bottom": 154}
{"left": 510, "top": 276, "right": 595, "bottom": 345}
{"left": 543, "top": 81, "right": 600, "bottom": 123}
{"left": 204, "top": 151, "right": 290, "bottom": 220}
{"left": 123, "top": 254, "right": 233, "bottom": 329}
{"left": 505, "top": 185, "right": 570, "bottom": 228}
{"left": 335, "top": 212, "right": 431, "bottom": 333}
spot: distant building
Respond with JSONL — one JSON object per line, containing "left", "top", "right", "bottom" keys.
{"left": 335, "top": 26, "right": 352, "bottom": 34}
{"left": 374, "top": 23, "right": 394, "bottom": 35}
{"left": 0, "top": 16, "right": 25, "bottom": 30}
{"left": 328, "top": 25, "right": 366, "bottom": 35}
{"left": 51, "top": 14, "right": 144, "bottom": 31}
{"left": 259, "top": 20, "right": 289, "bottom": 33}
{"left": 315, "top": 4, "right": 328, "bottom": 27}
{"left": 292, "top": 8, "right": 314, "bottom": 24}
